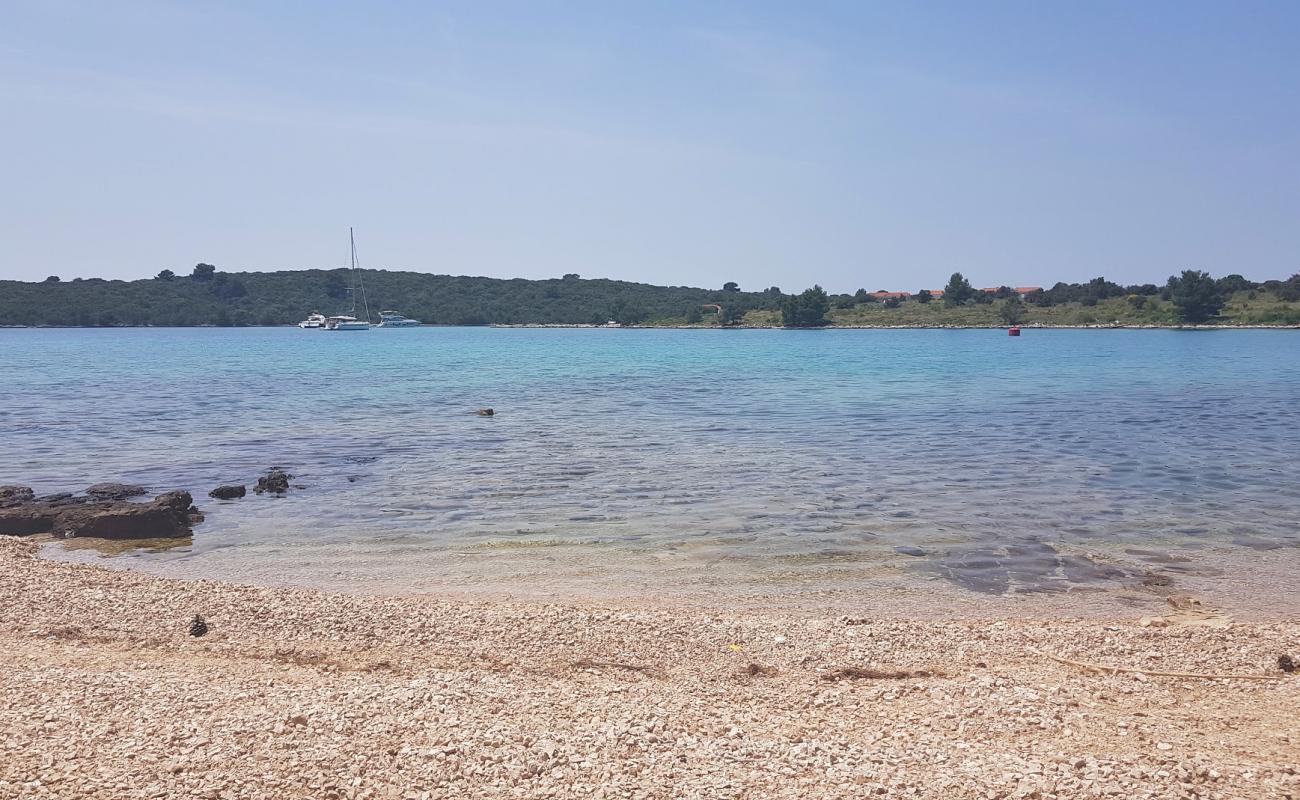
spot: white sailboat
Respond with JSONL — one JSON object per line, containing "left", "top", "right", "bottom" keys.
{"left": 324, "top": 229, "right": 371, "bottom": 331}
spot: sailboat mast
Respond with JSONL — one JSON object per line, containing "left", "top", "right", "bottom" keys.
{"left": 350, "top": 227, "right": 372, "bottom": 324}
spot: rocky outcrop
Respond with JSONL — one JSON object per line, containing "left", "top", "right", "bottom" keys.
{"left": 0, "top": 489, "right": 200, "bottom": 539}
{"left": 254, "top": 469, "right": 292, "bottom": 495}
{"left": 85, "top": 483, "right": 147, "bottom": 501}
{"left": 209, "top": 485, "right": 247, "bottom": 500}
{"left": 0, "top": 486, "right": 35, "bottom": 509}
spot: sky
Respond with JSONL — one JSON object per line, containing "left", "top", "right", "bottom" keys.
{"left": 1, "top": 1, "right": 1297, "bottom": 292}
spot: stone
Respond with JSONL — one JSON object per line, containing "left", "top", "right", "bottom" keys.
{"left": 208, "top": 485, "right": 246, "bottom": 500}
{"left": 84, "top": 483, "right": 147, "bottom": 501}
{"left": 57, "top": 491, "right": 200, "bottom": 539}
{"left": 0, "top": 486, "right": 35, "bottom": 509}
{"left": 189, "top": 615, "right": 208, "bottom": 637}
{"left": 475, "top": 408, "right": 495, "bottom": 416}
{"left": 254, "top": 469, "right": 292, "bottom": 495}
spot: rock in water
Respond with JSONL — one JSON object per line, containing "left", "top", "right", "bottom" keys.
{"left": 475, "top": 408, "right": 495, "bottom": 416}
{"left": 58, "top": 491, "right": 200, "bottom": 539}
{"left": 209, "top": 484, "right": 247, "bottom": 500}
{"left": 0, "top": 486, "right": 35, "bottom": 509}
{"left": 189, "top": 615, "right": 208, "bottom": 637}
{"left": 254, "top": 469, "right": 292, "bottom": 495}
{"left": 85, "top": 483, "right": 147, "bottom": 501}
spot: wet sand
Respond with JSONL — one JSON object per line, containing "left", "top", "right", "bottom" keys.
{"left": 3, "top": 537, "right": 1297, "bottom": 799}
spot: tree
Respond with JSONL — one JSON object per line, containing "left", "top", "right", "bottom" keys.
{"left": 156, "top": 269, "right": 175, "bottom": 281}
{"left": 998, "top": 294, "right": 1026, "bottom": 325}
{"left": 324, "top": 272, "right": 348, "bottom": 299}
{"left": 563, "top": 273, "right": 580, "bottom": 281}
{"left": 192, "top": 263, "right": 216, "bottom": 281}
{"left": 44, "top": 275, "right": 60, "bottom": 283}
{"left": 1280, "top": 274, "right": 1300, "bottom": 302}
{"left": 764, "top": 286, "right": 782, "bottom": 296}
{"left": 722, "top": 281, "right": 740, "bottom": 293}
{"left": 719, "top": 304, "right": 747, "bottom": 326}
{"left": 943, "top": 272, "right": 974, "bottom": 307}
{"left": 915, "top": 289, "right": 933, "bottom": 304}
{"left": 1216, "top": 274, "right": 1254, "bottom": 294}
{"left": 781, "top": 285, "right": 830, "bottom": 328}
{"left": 1168, "top": 270, "right": 1225, "bottom": 324}
{"left": 685, "top": 305, "right": 703, "bottom": 324}
{"left": 212, "top": 275, "right": 248, "bottom": 298}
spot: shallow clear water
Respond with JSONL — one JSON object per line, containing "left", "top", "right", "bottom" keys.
{"left": 3, "top": 327, "right": 1299, "bottom": 598}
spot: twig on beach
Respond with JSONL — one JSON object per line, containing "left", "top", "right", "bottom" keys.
{"left": 573, "top": 658, "right": 652, "bottom": 674}
{"left": 821, "top": 667, "right": 945, "bottom": 681}
{"left": 1032, "top": 648, "right": 1288, "bottom": 681}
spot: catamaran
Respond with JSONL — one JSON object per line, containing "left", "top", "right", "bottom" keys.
{"left": 323, "top": 228, "right": 371, "bottom": 331}
{"left": 376, "top": 310, "right": 421, "bottom": 327}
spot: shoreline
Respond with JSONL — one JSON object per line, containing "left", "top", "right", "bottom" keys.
{"left": 4, "top": 537, "right": 1297, "bottom": 798}
{"left": 2, "top": 322, "right": 1298, "bottom": 330}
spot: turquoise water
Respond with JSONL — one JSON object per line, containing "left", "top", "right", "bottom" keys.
{"left": 3, "top": 327, "right": 1299, "bottom": 596}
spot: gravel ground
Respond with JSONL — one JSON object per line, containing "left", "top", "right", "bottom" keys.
{"left": 2, "top": 537, "right": 1297, "bottom": 799}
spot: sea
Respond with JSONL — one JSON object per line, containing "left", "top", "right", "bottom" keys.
{"left": 3, "top": 326, "right": 1298, "bottom": 605}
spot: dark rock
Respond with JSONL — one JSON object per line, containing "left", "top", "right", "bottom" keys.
{"left": 0, "top": 487, "right": 201, "bottom": 539}
{"left": 475, "top": 408, "right": 495, "bottom": 416}
{"left": 1281, "top": 654, "right": 1297, "bottom": 673}
{"left": 0, "top": 486, "right": 35, "bottom": 509}
{"left": 85, "top": 482, "right": 147, "bottom": 501}
{"left": 254, "top": 468, "right": 292, "bottom": 495}
{"left": 209, "top": 484, "right": 246, "bottom": 500}
{"left": 189, "top": 615, "right": 208, "bottom": 637}
{"left": 58, "top": 491, "right": 199, "bottom": 539}
{"left": 0, "top": 504, "right": 61, "bottom": 535}
{"left": 894, "top": 546, "right": 927, "bottom": 557}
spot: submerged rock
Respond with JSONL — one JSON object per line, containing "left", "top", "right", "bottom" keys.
{"left": 85, "top": 483, "right": 147, "bottom": 501}
{"left": 209, "top": 484, "right": 247, "bottom": 500}
{"left": 254, "top": 469, "right": 292, "bottom": 495}
{"left": 475, "top": 408, "right": 495, "bottom": 416}
{"left": 0, "top": 488, "right": 201, "bottom": 539}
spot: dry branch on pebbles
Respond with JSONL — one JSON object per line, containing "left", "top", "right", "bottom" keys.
{"left": 0, "top": 537, "right": 1296, "bottom": 799}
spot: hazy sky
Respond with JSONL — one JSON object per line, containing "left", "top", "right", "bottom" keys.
{"left": 2, "top": 1, "right": 1297, "bottom": 291}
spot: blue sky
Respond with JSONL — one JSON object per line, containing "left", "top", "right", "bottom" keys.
{"left": 2, "top": 1, "right": 1297, "bottom": 291}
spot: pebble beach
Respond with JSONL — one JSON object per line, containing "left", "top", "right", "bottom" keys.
{"left": 3, "top": 537, "right": 1297, "bottom": 799}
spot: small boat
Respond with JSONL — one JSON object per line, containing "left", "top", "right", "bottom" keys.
{"left": 323, "top": 228, "right": 371, "bottom": 331}
{"left": 325, "top": 315, "right": 369, "bottom": 331}
{"left": 376, "top": 310, "right": 420, "bottom": 327}
{"left": 298, "top": 311, "right": 327, "bottom": 329}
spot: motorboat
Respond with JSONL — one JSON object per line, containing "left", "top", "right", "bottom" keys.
{"left": 325, "top": 315, "right": 369, "bottom": 331}
{"left": 298, "top": 311, "right": 327, "bottom": 329}
{"left": 377, "top": 310, "right": 420, "bottom": 327}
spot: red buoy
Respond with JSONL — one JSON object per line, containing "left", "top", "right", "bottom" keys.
{"left": 1008, "top": 327, "right": 1021, "bottom": 336}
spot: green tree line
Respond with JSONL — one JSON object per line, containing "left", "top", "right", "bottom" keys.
{"left": 2, "top": 265, "right": 1297, "bottom": 327}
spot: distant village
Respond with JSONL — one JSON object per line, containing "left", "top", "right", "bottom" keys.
{"left": 866, "top": 286, "right": 1043, "bottom": 301}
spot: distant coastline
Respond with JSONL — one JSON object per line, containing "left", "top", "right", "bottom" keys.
{"left": 3, "top": 322, "right": 1297, "bottom": 330}
{"left": 3, "top": 267, "right": 1298, "bottom": 328}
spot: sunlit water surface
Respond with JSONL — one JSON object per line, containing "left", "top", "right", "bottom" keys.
{"left": 4, "top": 327, "right": 1298, "bottom": 605}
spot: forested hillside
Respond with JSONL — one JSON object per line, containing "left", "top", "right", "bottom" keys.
{"left": 0, "top": 267, "right": 781, "bottom": 327}
{"left": 2, "top": 265, "right": 1297, "bottom": 327}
